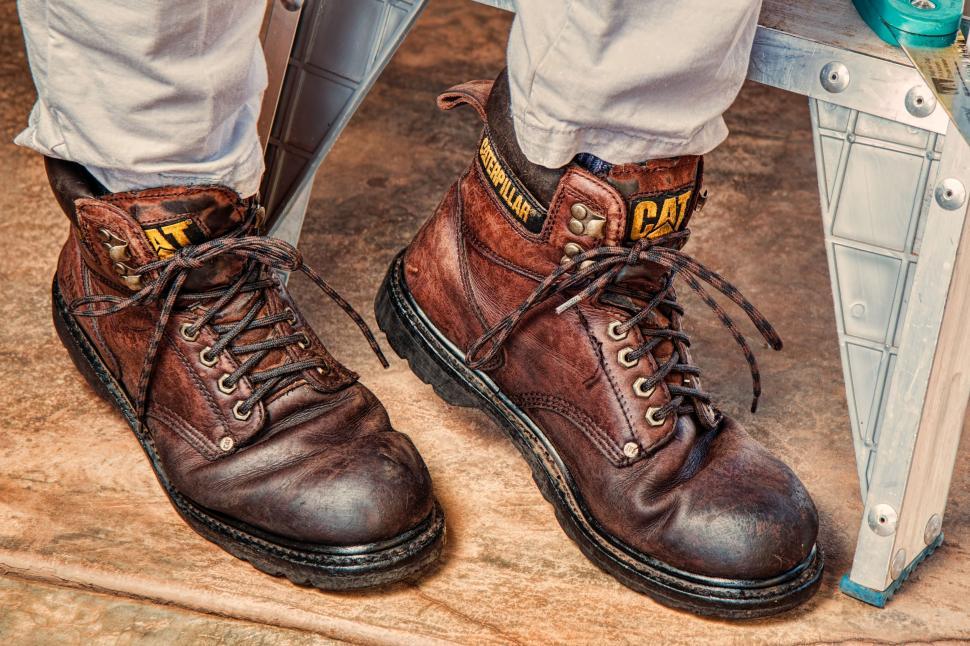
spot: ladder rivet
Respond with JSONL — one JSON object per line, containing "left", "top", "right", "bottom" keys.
{"left": 935, "top": 178, "right": 966, "bottom": 210}
{"left": 924, "top": 513, "right": 942, "bottom": 545}
{"left": 867, "top": 503, "right": 898, "bottom": 536}
{"left": 905, "top": 85, "right": 936, "bottom": 118}
{"left": 820, "top": 62, "right": 850, "bottom": 93}
{"left": 890, "top": 548, "right": 907, "bottom": 580}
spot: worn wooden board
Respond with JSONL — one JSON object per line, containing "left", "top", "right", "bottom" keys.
{"left": 0, "top": 577, "right": 342, "bottom": 646}
{"left": 760, "top": 0, "right": 909, "bottom": 65}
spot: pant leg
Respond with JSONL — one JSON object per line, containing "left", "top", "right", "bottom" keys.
{"left": 15, "top": 0, "right": 267, "bottom": 197}
{"left": 507, "top": 0, "right": 762, "bottom": 167}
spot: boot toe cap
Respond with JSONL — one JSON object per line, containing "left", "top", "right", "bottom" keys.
{"left": 652, "top": 427, "right": 818, "bottom": 580}
{"left": 658, "top": 468, "right": 818, "bottom": 580}
{"left": 260, "top": 429, "right": 436, "bottom": 546}
{"left": 163, "top": 387, "right": 438, "bottom": 548}
{"left": 290, "top": 430, "right": 436, "bottom": 545}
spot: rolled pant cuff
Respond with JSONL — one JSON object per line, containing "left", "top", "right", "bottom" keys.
{"left": 84, "top": 150, "right": 265, "bottom": 199}
{"left": 510, "top": 114, "right": 730, "bottom": 168}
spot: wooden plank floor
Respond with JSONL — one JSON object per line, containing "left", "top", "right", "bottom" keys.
{"left": 2, "top": 0, "right": 969, "bottom": 642}
{"left": 760, "top": 0, "right": 909, "bottom": 65}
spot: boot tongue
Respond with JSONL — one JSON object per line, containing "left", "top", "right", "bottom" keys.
{"left": 103, "top": 186, "right": 250, "bottom": 289}
{"left": 600, "top": 157, "right": 709, "bottom": 425}
{"left": 603, "top": 156, "right": 703, "bottom": 247}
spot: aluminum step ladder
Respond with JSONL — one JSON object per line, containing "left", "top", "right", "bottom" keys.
{"left": 258, "top": 0, "right": 970, "bottom": 608}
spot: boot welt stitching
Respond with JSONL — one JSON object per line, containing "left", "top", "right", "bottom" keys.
{"left": 513, "top": 392, "right": 627, "bottom": 465}
{"left": 148, "top": 402, "right": 222, "bottom": 461}
{"left": 165, "top": 330, "right": 236, "bottom": 435}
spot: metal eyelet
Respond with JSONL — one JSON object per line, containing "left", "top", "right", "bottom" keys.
{"left": 563, "top": 242, "right": 583, "bottom": 257}
{"left": 645, "top": 407, "right": 666, "bottom": 427}
{"left": 633, "top": 377, "right": 655, "bottom": 398}
{"left": 316, "top": 365, "right": 330, "bottom": 376}
{"left": 111, "top": 260, "right": 142, "bottom": 290}
{"left": 104, "top": 242, "right": 131, "bottom": 262}
{"left": 297, "top": 332, "right": 309, "bottom": 350}
{"left": 284, "top": 307, "right": 297, "bottom": 324}
{"left": 100, "top": 226, "right": 130, "bottom": 262}
{"left": 199, "top": 347, "right": 218, "bottom": 367}
{"left": 179, "top": 322, "right": 200, "bottom": 342}
{"left": 567, "top": 203, "right": 606, "bottom": 239}
{"left": 218, "top": 374, "right": 237, "bottom": 394}
{"left": 617, "top": 347, "right": 639, "bottom": 368}
{"left": 607, "top": 321, "right": 628, "bottom": 341}
{"left": 121, "top": 274, "right": 143, "bottom": 291}
{"left": 232, "top": 401, "right": 251, "bottom": 421}
{"left": 561, "top": 242, "right": 585, "bottom": 265}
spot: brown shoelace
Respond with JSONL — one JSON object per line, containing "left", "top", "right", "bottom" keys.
{"left": 70, "top": 206, "right": 387, "bottom": 426}
{"left": 465, "top": 230, "right": 782, "bottom": 418}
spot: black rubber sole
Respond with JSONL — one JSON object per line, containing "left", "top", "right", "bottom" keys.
{"left": 52, "top": 277, "right": 445, "bottom": 591}
{"left": 376, "top": 252, "right": 823, "bottom": 619}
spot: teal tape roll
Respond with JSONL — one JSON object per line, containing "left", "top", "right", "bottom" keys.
{"left": 853, "top": 0, "right": 962, "bottom": 47}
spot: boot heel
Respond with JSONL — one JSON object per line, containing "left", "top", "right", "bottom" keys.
{"left": 375, "top": 258, "right": 480, "bottom": 409}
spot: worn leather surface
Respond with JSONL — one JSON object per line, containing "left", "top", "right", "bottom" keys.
{"left": 52, "top": 161, "right": 434, "bottom": 546}
{"left": 404, "top": 78, "right": 818, "bottom": 579}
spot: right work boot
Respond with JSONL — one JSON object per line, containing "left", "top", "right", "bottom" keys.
{"left": 376, "top": 73, "right": 822, "bottom": 618}
{"left": 49, "top": 158, "right": 444, "bottom": 589}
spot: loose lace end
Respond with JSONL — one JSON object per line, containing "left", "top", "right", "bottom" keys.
{"left": 555, "top": 294, "right": 583, "bottom": 315}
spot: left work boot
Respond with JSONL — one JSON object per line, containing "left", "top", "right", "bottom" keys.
{"left": 49, "top": 158, "right": 445, "bottom": 589}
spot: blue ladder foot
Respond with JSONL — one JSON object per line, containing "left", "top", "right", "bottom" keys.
{"left": 840, "top": 532, "right": 944, "bottom": 608}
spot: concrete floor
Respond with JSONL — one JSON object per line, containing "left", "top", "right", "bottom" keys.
{"left": 2, "top": 0, "right": 970, "bottom": 643}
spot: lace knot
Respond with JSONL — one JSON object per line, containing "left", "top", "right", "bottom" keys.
{"left": 467, "top": 231, "right": 782, "bottom": 418}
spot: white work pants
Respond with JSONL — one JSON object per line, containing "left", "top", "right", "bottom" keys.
{"left": 15, "top": 0, "right": 762, "bottom": 193}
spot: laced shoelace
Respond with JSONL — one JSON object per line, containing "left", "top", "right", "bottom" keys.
{"left": 70, "top": 208, "right": 387, "bottom": 426}
{"left": 465, "top": 230, "right": 782, "bottom": 419}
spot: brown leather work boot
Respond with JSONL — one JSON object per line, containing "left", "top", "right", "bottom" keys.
{"left": 375, "top": 72, "right": 822, "bottom": 617}
{"left": 49, "top": 158, "right": 444, "bottom": 589}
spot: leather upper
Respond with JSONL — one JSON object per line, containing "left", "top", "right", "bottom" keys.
{"left": 402, "top": 78, "right": 818, "bottom": 579}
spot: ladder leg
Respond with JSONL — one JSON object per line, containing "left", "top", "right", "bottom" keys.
{"left": 844, "top": 119, "right": 970, "bottom": 604}
{"left": 811, "top": 99, "right": 970, "bottom": 605}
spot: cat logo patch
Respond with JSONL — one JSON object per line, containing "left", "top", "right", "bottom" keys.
{"left": 627, "top": 189, "right": 693, "bottom": 241}
{"left": 142, "top": 219, "right": 206, "bottom": 259}
{"left": 478, "top": 135, "right": 546, "bottom": 233}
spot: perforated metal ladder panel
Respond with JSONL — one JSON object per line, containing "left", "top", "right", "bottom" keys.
{"left": 261, "top": 0, "right": 427, "bottom": 233}
{"left": 810, "top": 101, "right": 944, "bottom": 498}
